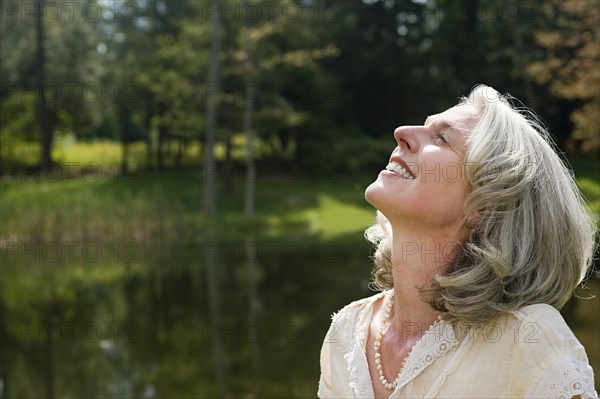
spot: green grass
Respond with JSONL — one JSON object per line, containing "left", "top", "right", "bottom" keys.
{"left": 568, "top": 157, "right": 600, "bottom": 215}
{"left": 0, "top": 170, "right": 376, "bottom": 243}
{"left": 2, "top": 133, "right": 289, "bottom": 174}
{"left": 2, "top": 141, "right": 598, "bottom": 241}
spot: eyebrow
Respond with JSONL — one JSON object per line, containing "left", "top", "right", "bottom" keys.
{"left": 425, "top": 116, "right": 464, "bottom": 152}
{"left": 425, "top": 116, "right": 455, "bottom": 135}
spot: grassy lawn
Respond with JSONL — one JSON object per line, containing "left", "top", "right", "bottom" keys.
{"left": 569, "top": 157, "right": 600, "bottom": 217}
{"left": 1, "top": 170, "right": 378, "bottom": 244}
{"left": 3, "top": 148, "right": 598, "bottom": 240}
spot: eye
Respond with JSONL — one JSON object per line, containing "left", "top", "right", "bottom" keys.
{"left": 433, "top": 133, "right": 448, "bottom": 144}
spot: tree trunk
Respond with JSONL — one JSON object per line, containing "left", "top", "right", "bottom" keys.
{"left": 157, "top": 104, "right": 166, "bottom": 171}
{"left": 144, "top": 106, "right": 153, "bottom": 171}
{"left": 246, "top": 235, "right": 260, "bottom": 375}
{"left": 157, "top": 132, "right": 164, "bottom": 171}
{"left": 205, "top": 235, "right": 227, "bottom": 395}
{"left": 175, "top": 136, "right": 184, "bottom": 169}
{"left": 0, "top": 297, "right": 10, "bottom": 398}
{"left": 121, "top": 141, "right": 130, "bottom": 175}
{"left": 145, "top": 135, "right": 153, "bottom": 171}
{"left": 513, "top": 1, "right": 537, "bottom": 109}
{"left": 37, "top": 0, "right": 52, "bottom": 173}
{"left": 243, "top": 0, "right": 256, "bottom": 218}
{"left": 119, "top": 104, "right": 130, "bottom": 175}
{"left": 463, "top": 0, "right": 480, "bottom": 83}
{"left": 202, "top": 0, "right": 223, "bottom": 216}
{"left": 222, "top": 135, "right": 233, "bottom": 194}
{"left": 43, "top": 309, "right": 55, "bottom": 399}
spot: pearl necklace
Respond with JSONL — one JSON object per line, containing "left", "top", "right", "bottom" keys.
{"left": 374, "top": 292, "right": 442, "bottom": 390}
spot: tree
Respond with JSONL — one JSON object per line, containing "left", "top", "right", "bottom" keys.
{"left": 202, "top": 0, "right": 223, "bottom": 216}
{"left": 528, "top": 0, "right": 600, "bottom": 153}
{"left": 243, "top": 0, "right": 256, "bottom": 218}
{"left": 35, "top": 0, "right": 51, "bottom": 173}
{"left": 1, "top": 0, "right": 106, "bottom": 172}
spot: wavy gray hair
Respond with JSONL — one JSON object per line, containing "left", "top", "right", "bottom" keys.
{"left": 365, "top": 85, "right": 597, "bottom": 327}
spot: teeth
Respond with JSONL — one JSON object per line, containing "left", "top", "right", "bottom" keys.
{"left": 386, "top": 161, "right": 415, "bottom": 179}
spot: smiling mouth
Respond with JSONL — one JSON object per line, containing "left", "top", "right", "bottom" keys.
{"left": 385, "top": 161, "right": 416, "bottom": 179}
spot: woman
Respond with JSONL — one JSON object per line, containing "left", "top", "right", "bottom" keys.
{"left": 318, "top": 85, "right": 598, "bottom": 398}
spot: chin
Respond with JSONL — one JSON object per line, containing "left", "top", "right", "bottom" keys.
{"left": 365, "top": 179, "right": 390, "bottom": 211}
{"left": 364, "top": 180, "right": 380, "bottom": 205}
{"left": 365, "top": 179, "right": 412, "bottom": 225}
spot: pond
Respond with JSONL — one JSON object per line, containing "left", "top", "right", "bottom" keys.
{"left": 2, "top": 230, "right": 377, "bottom": 397}
{"left": 1, "top": 232, "right": 598, "bottom": 397}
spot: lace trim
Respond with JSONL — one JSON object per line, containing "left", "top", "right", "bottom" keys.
{"left": 526, "top": 356, "right": 598, "bottom": 399}
{"left": 345, "top": 343, "right": 373, "bottom": 398}
{"left": 345, "top": 292, "right": 386, "bottom": 398}
{"left": 343, "top": 291, "right": 462, "bottom": 397}
{"left": 540, "top": 368, "right": 597, "bottom": 399}
{"left": 394, "top": 320, "right": 459, "bottom": 390}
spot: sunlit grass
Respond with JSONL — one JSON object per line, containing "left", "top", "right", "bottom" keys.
{"left": 311, "top": 193, "right": 374, "bottom": 238}
{"left": 577, "top": 177, "right": 600, "bottom": 216}
{"left": 2, "top": 140, "right": 598, "bottom": 241}
{"left": 53, "top": 138, "right": 124, "bottom": 166}
{"left": 5, "top": 134, "right": 290, "bottom": 174}
{"left": 569, "top": 156, "right": 600, "bottom": 215}
{"left": 0, "top": 172, "right": 373, "bottom": 243}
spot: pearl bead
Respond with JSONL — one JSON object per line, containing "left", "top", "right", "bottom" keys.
{"left": 373, "top": 291, "right": 443, "bottom": 391}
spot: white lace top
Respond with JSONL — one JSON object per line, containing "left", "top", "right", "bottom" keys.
{"left": 318, "top": 291, "right": 598, "bottom": 398}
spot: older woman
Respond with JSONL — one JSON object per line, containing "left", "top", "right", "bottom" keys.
{"left": 318, "top": 85, "right": 598, "bottom": 398}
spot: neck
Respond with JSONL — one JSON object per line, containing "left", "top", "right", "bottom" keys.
{"left": 388, "top": 222, "right": 464, "bottom": 339}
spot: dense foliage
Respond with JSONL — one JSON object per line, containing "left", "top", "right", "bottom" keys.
{"left": 1, "top": 0, "right": 598, "bottom": 173}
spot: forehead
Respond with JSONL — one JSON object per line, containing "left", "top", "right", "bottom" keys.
{"left": 426, "top": 104, "right": 479, "bottom": 133}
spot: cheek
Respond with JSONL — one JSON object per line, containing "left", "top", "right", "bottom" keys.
{"left": 418, "top": 153, "right": 467, "bottom": 188}
{"left": 438, "top": 185, "right": 470, "bottom": 219}
{"left": 418, "top": 169, "right": 469, "bottom": 214}
{"left": 439, "top": 162, "right": 464, "bottom": 183}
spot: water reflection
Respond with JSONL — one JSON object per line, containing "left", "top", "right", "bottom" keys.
{"left": 0, "top": 233, "right": 367, "bottom": 397}
{"left": 1, "top": 233, "right": 598, "bottom": 397}
{"left": 205, "top": 229, "right": 227, "bottom": 397}
{"left": 246, "top": 234, "right": 260, "bottom": 376}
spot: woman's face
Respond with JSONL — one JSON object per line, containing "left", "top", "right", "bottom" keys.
{"left": 365, "top": 104, "right": 478, "bottom": 232}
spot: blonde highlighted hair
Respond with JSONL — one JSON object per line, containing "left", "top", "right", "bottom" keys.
{"left": 366, "top": 85, "right": 597, "bottom": 327}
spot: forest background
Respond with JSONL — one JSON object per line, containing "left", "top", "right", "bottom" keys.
{"left": 1, "top": 0, "right": 598, "bottom": 397}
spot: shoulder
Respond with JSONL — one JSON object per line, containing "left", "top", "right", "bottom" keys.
{"left": 509, "top": 303, "right": 587, "bottom": 359}
{"left": 329, "top": 290, "right": 387, "bottom": 326}
{"left": 321, "top": 291, "right": 386, "bottom": 352}
{"left": 492, "top": 304, "right": 597, "bottom": 398}
{"left": 318, "top": 291, "right": 387, "bottom": 398}
{"left": 511, "top": 302, "right": 569, "bottom": 328}
{"left": 482, "top": 303, "right": 588, "bottom": 363}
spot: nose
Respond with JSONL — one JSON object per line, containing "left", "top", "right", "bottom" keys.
{"left": 393, "top": 126, "right": 419, "bottom": 152}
